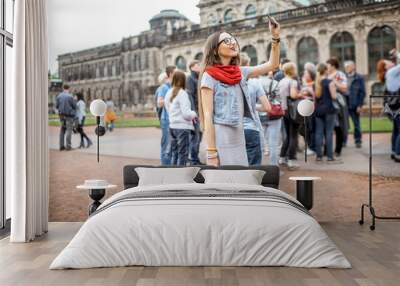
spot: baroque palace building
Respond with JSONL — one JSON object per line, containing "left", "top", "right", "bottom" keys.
{"left": 57, "top": 0, "right": 400, "bottom": 110}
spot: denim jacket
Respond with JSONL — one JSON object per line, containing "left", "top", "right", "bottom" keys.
{"left": 201, "top": 67, "right": 255, "bottom": 126}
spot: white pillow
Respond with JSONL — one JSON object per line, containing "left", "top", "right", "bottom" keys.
{"left": 200, "top": 169, "right": 266, "bottom": 185}
{"left": 135, "top": 167, "right": 200, "bottom": 186}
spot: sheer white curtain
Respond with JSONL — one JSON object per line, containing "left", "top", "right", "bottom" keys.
{"left": 8, "top": 0, "right": 49, "bottom": 242}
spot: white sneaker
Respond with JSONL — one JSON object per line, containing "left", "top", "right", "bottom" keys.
{"left": 278, "top": 157, "right": 287, "bottom": 165}
{"left": 306, "top": 148, "right": 315, "bottom": 156}
{"left": 287, "top": 160, "right": 299, "bottom": 169}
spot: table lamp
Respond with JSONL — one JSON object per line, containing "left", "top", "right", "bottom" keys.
{"left": 90, "top": 99, "right": 107, "bottom": 162}
{"left": 297, "top": 99, "right": 315, "bottom": 162}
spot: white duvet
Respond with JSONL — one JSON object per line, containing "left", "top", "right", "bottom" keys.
{"left": 50, "top": 183, "right": 351, "bottom": 269}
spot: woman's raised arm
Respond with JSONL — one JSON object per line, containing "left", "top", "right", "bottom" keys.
{"left": 248, "top": 18, "right": 281, "bottom": 78}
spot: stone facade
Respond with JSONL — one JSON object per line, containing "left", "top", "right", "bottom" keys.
{"left": 58, "top": 0, "right": 400, "bottom": 110}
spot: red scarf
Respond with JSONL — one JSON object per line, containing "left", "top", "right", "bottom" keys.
{"left": 205, "top": 65, "right": 242, "bottom": 85}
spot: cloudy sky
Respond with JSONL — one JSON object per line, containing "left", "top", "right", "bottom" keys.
{"left": 48, "top": 0, "right": 200, "bottom": 73}
{"left": 48, "top": 0, "right": 310, "bottom": 73}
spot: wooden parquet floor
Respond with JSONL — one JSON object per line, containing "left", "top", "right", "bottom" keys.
{"left": 0, "top": 222, "right": 399, "bottom": 286}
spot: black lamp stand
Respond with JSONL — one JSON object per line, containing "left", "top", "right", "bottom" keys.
{"left": 359, "top": 94, "right": 400, "bottom": 230}
{"left": 94, "top": 116, "right": 106, "bottom": 162}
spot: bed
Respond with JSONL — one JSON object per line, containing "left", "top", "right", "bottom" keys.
{"left": 50, "top": 165, "right": 350, "bottom": 269}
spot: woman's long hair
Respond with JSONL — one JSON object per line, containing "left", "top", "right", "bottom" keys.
{"left": 198, "top": 31, "right": 241, "bottom": 129}
{"left": 315, "top": 63, "right": 327, "bottom": 98}
{"left": 376, "top": 59, "right": 387, "bottom": 83}
{"left": 170, "top": 70, "right": 186, "bottom": 103}
{"left": 76, "top": 92, "right": 84, "bottom": 102}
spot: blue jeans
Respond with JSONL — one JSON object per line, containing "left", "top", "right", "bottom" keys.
{"left": 160, "top": 119, "right": 171, "bottom": 165}
{"left": 392, "top": 116, "right": 400, "bottom": 155}
{"left": 169, "top": 128, "right": 190, "bottom": 166}
{"left": 244, "top": 129, "right": 262, "bottom": 166}
{"left": 59, "top": 116, "right": 74, "bottom": 149}
{"left": 107, "top": 121, "right": 115, "bottom": 132}
{"left": 189, "top": 121, "right": 202, "bottom": 165}
{"left": 262, "top": 119, "right": 282, "bottom": 166}
{"left": 315, "top": 113, "right": 336, "bottom": 159}
{"left": 348, "top": 108, "right": 362, "bottom": 144}
{"left": 280, "top": 115, "right": 299, "bottom": 160}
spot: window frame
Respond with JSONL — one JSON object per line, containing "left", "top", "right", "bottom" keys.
{"left": 367, "top": 25, "right": 396, "bottom": 77}
{"left": 175, "top": 55, "right": 187, "bottom": 72}
{"left": 297, "top": 36, "right": 319, "bottom": 75}
{"left": 1, "top": 0, "right": 14, "bottom": 233}
{"left": 242, "top": 45, "right": 258, "bottom": 66}
{"left": 245, "top": 4, "right": 256, "bottom": 18}
{"left": 224, "top": 9, "right": 234, "bottom": 23}
{"left": 330, "top": 31, "right": 356, "bottom": 70}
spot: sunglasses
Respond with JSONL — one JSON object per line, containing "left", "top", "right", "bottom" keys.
{"left": 218, "top": 37, "right": 237, "bottom": 46}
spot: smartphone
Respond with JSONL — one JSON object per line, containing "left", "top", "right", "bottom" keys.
{"left": 267, "top": 14, "right": 278, "bottom": 29}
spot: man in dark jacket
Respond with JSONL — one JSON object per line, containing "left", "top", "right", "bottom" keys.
{"left": 56, "top": 84, "right": 77, "bottom": 151}
{"left": 344, "top": 61, "right": 366, "bottom": 148}
{"left": 186, "top": 60, "right": 203, "bottom": 165}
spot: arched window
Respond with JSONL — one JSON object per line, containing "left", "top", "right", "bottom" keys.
{"left": 242, "top": 45, "right": 258, "bottom": 66}
{"left": 194, "top": 52, "right": 203, "bottom": 61}
{"left": 175, "top": 56, "right": 187, "bottom": 71}
{"left": 267, "top": 41, "right": 287, "bottom": 62}
{"left": 207, "top": 14, "right": 217, "bottom": 26}
{"left": 330, "top": 31, "right": 355, "bottom": 69}
{"left": 224, "top": 9, "right": 234, "bottom": 23}
{"left": 297, "top": 37, "right": 319, "bottom": 75}
{"left": 245, "top": 5, "right": 256, "bottom": 18}
{"left": 265, "top": 5, "right": 277, "bottom": 15}
{"left": 368, "top": 25, "right": 396, "bottom": 76}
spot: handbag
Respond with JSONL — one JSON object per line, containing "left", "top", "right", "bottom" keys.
{"left": 286, "top": 80, "right": 303, "bottom": 124}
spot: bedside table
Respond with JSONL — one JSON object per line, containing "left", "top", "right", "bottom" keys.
{"left": 289, "top": 177, "right": 321, "bottom": 210}
{"left": 77, "top": 182, "right": 117, "bottom": 215}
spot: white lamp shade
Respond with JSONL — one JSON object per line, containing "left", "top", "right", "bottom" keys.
{"left": 90, "top": 99, "right": 107, "bottom": 116}
{"left": 297, "top": 99, "right": 315, "bottom": 117}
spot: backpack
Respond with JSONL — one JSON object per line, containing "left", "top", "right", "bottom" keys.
{"left": 261, "top": 78, "right": 284, "bottom": 120}
{"left": 383, "top": 87, "right": 400, "bottom": 119}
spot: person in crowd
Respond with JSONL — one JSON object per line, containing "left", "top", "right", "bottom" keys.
{"left": 104, "top": 97, "right": 117, "bottom": 132}
{"left": 377, "top": 58, "right": 400, "bottom": 162}
{"left": 274, "top": 58, "right": 290, "bottom": 82}
{"left": 75, "top": 93, "right": 93, "bottom": 148}
{"left": 326, "top": 57, "right": 348, "bottom": 157}
{"left": 259, "top": 70, "right": 282, "bottom": 166}
{"left": 199, "top": 18, "right": 280, "bottom": 166}
{"left": 155, "top": 72, "right": 168, "bottom": 120}
{"left": 157, "top": 66, "right": 176, "bottom": 165}
{"left": 164, "top": 71, "right": 198, "bottom": 166}
{"left": 278, "top": 62, "right": 305, "bottom": 169}
{"left": 344, "top": 61, "right": 366, "bottom": 148}
{"left": 186, "top": 60, "right": 203, "bottom": 165}
{"left": 314, "top": 63, "right": 339, "bottom": 163}
{"left": 56, "top": 84, "right": 76, "bottom": 151}
{"left": 240, "top": 53, "right": 272, "bottom": 165}
{"left": 389, "top": 48, "right": 400, "bottom": 65}
{"left": 301, "top": 62, "right": 317, "bottom": 155}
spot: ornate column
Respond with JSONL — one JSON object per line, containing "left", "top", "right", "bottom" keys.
{"left": 318, "top": 28, "right": 329, "bottom": 64}
{"left": 354, "top": 20, "right": 368, "bottom": 76}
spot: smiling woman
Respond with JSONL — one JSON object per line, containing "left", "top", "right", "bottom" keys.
{"left": 198, "top": 18, "right": 280, "bottom": 167}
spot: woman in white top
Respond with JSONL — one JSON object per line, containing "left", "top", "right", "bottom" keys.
{"left": 75, "top": 93, "right": 92, "bottom": 148}
{"left": 164, "top": 70, "right": 197, "bottom": 166}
